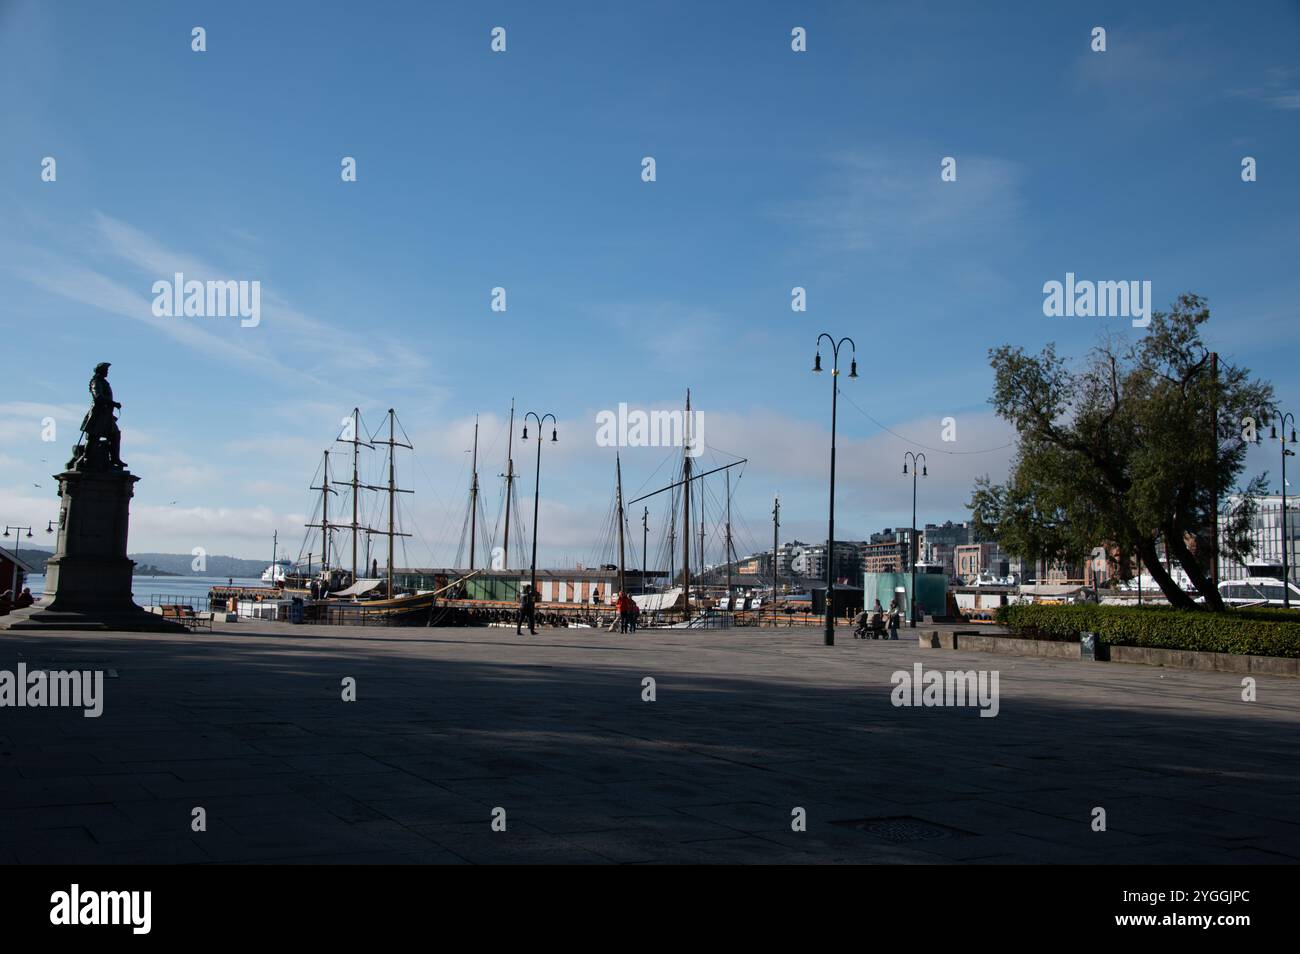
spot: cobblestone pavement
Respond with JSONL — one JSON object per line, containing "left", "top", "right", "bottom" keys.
{"left": 2, "top": 622, "right": 1296, "bottom": 863}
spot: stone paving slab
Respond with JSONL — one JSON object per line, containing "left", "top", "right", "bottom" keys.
{"left": 1, "top": 621, "right": 1297, "bottom": 864}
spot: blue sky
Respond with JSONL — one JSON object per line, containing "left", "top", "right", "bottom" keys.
{"left": 2, "top": 0, "right": 1298, "bottom": 567}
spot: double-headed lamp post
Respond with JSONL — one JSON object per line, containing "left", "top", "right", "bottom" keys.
{"left": 522, "top": 412, "right": 558, "bottom": 603}
{"left": 3, "top": 522, "right": 52, "bottom": 597}
{"left": 1269, "top": 412, "right": 1296, "bottom": 608}
{"left": 813, "top": 334, "right": 857, "bottom": 647}
{"left": 903, "top": 452, "right": 927, "bottom": 627}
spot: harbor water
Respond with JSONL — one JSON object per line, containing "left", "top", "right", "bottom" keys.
{"left": 23, "top": 574, "right": 266, "bottom": 607}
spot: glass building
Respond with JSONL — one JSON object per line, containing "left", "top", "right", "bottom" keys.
{"left": 1220, "top": 494, "right": 1300, "bottom": 584}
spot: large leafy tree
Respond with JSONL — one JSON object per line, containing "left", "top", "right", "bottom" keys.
{"left": 971, "top": 294, "right": 1272, "bottom": 611}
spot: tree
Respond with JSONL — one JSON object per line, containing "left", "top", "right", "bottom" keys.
{"left": 971, "top": 294, "right": 1272, "bottom": 610}
{"left": 968, "top": 458, "right": 1092, "bottom": 583}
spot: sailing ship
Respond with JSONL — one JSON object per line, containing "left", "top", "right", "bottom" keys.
{"left": 285, "top": 407, "right": 448, "bottom": 624}
{"left": 598, "top": 389, "right": 748, "bottom": 627}
{"left": 237, "top": 391, "right": 752, "bottom": 628}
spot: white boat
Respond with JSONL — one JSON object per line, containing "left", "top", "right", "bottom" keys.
{"left": 261, "top": 560, "right": 292, "bottom": 583}
{"left": 1216, "top": 564, "right": 1300, "bottom": 607}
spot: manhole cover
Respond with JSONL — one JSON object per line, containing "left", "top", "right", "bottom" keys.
{"left": 830, "top": 816, "right": 973, "bottom": 842}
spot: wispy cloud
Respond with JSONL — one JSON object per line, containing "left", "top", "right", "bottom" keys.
{"left": 1, "top": 210, "right": 435, "bottom": 402}
{"left": 1229, "top": 66, "right": 1300, "bottom": 111}
{"left": 90, "top": 212, "right": 430, "bottom": 383}
{"left": 772, "top": 149, "right": 1025, "bottom": 256}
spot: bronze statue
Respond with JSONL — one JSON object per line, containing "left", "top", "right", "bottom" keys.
{"left": 70, "top": 362, "right": 126, "bottom": 471}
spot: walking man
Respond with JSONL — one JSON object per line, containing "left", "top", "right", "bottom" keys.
{"left": 516, "top": 584, "right": 537, "bottom": 635}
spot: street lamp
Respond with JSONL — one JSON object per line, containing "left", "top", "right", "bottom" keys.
{"left": 3, "top": 522, "right": 49, "bottom": 598}
{"left": 1268, "top": 412, "right": 1296, "bottom": 608}
{"left": 813, "top": 334, "right": 857, "bottom": 646}
{"left": 522, "top": 412, "right": 558, "bottom": 610}
{"left": 903, "top": 452, "right": 927, "bottom": 627}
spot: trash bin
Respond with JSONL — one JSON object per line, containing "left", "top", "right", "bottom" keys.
{"left": 289, "top": 597, "right": 305, "bottom": 624}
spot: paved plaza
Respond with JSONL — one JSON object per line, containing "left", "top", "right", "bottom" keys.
{"left": 1, "top": 622, "right": 1297, "bottom": 864}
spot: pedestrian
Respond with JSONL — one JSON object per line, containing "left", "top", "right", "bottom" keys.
{"left": 887, "top": 600, "right": 901, "bottom": 640}
{"left": 630, "top": 600, "right": 640, "bottom": 633}
{"left": 870, "top": 601, "right": 885, "bottom": 639}
{"left": 15, "top": 587, "right": 34, "bottom": 609}
{"left": 616, "top": 590, "right": 636, "bottom": 633}
{"left": 516, "top": 584, "right": 537, "bottom": 635}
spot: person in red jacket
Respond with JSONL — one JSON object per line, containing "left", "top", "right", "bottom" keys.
{"left": 616, "top": 591, "right": 634, "bottom": 633}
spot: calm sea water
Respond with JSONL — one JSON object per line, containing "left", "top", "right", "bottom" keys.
{"left": 23, "top": 575, "right": 266, "bottom": 607}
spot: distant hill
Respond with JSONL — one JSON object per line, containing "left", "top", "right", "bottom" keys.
{"left": 14, "top": 546, "right": 268, "bottom": 578}
{"left": 126, "top": 553, "right": 269, "bottom": 578}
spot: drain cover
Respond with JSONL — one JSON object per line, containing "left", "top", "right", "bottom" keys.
{"left": 830, "top": 816, "right": 973, "bottom": 842}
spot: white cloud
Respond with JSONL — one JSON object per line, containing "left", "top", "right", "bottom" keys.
{"left": 773, "top": 149, "right": 1025, "bottom": 256}
{"left": 3, "top": 211, "right": 437, "bottom": 403}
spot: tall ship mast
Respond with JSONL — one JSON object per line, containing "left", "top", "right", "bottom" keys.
{"left": 621, "top": 389, "right": 747, "bottom": 622}
{"left": 501, "top": 399, "right": 516, "bottom": 570}
{"left": 469, "top": 416, "right": 480, "bottom": 571}
{"left": 374, "top": 409, "right": 413, "bottom": 596}
{"left": 305, "top": 450, "right": 336, "bottom": 571}
{"left": 334, "top": 407, "right": 379, "bottom": 584}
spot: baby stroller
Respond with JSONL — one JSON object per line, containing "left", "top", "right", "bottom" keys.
{"left": 853, "top": 611, "right": 886, "bottom": 639}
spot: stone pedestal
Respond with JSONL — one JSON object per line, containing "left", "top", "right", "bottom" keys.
{"left": 1, "top": 468, "right": 185, "bottom": 632}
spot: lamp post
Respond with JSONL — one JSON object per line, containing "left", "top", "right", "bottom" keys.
{"left": 813, "top": 334, "right": 857, "bottom": 646}
{"left": 903, "top": 452, "right": 927, "bottom": 627}
{"left": 3, "top": 522, "right": 51, "bottom": 598}
{"left": 1269, "top": 412, "right": 1296, "bottom": 608}
{"left": 522, "top": 412, "right": 558, "bottom": 604}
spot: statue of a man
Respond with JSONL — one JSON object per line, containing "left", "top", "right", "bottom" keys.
{"left": 78, "top": 362, "right": 125, "bottom": 469}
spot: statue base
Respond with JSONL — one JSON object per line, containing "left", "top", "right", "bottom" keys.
{"left": 0, "top": 468, "right": 186, "bottom": 633}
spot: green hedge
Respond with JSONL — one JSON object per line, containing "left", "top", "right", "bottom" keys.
{"left": 994, "top": 603, "right": 1300, "bottom": 659}
{"left": 1229, "top": 605, "right": 1300, "bottom": 624}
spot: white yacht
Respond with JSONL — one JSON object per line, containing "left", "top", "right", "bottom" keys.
{"left": 260, "top": 560, "right": 293, "bottom": 583}
{"left": 1217, "top": 563, "right": 1300, "bottom": 607}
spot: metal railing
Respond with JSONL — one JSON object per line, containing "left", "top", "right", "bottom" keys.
{"left": 147, "top": 594, "right": 208, "bottom": 611}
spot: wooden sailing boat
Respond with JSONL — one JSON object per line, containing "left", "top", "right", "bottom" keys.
{"left": 621, "top": 389, "right": 747, "bottom": 625}
{"left": 296, "top": 408, "right": 453, "bottom": 624}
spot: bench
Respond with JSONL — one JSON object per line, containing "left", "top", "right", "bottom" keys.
{"left": 160, "top": 604, "right": 212, "bottom": 632}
